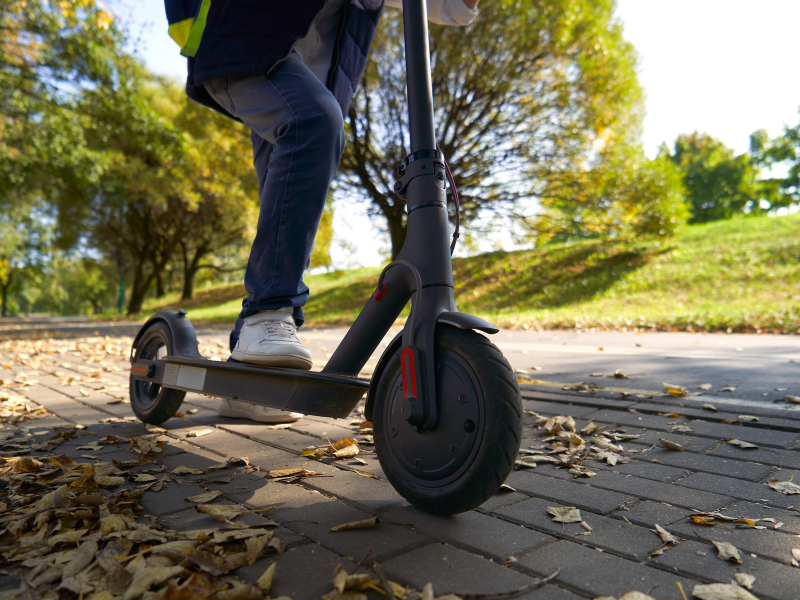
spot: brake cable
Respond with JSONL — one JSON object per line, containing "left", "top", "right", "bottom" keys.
{"left": 436, "top": 143, "right": 460, "bottom": 255}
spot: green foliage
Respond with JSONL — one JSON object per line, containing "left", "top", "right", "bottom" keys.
{"left": 751, "top": 112, "right": 800, "bottom": 208}
{"left": 310, "top": 193, "right": 334, "bottom": 270}
{"left": 533, "top": 139, "right": 689, "bottom": 242}
{"left": 341, "top": 0, "right": 644, "bottom": 257}
{"left": 665, "top": 132, "right": 768, "bottom": 223}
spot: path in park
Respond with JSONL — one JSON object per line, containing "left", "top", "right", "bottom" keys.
{"left": 1, "top": 324, "right": 799, "bottom": 599}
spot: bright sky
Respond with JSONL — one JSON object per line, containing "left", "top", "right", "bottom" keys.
{"left": 115, "top": 1, "right": 800, "bottom": 266}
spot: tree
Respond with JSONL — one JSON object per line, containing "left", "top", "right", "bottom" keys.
{"left": 665, "top": 133, "right": 764, "bottom": 223}
{"left": 750, "top": 114, "right": 800, "bottom": 209}
{"left": 310, "top": 193, "right": 334, "bottom": 270}
{"left": 531, "top": 139, "right": 688, "bottom": 242}
{"left": 340, "top": 0, "right": 643, "bottom": 258}
{"left": 0, "top": 203, "right": 48, "bottom": 316}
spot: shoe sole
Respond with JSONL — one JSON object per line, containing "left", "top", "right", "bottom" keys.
{"left": 230, "top": 351, "right": 313, "bottom": 370}
{"left": 217, "top": 406, "right": 302, "bottom": 423}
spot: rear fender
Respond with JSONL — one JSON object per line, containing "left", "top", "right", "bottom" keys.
{"left": 130, "top": 309, "right": 203, "bottom": 362}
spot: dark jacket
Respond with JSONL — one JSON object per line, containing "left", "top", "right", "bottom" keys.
{"left": 185, "top": 0, "right": 385, "bottom": 119}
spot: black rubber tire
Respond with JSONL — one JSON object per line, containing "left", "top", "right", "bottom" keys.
{"left": 373, "top": 326, "right": 522, "bottom": 515}
{"left": 130, "top": 321, "right": 186, "bottom": 424}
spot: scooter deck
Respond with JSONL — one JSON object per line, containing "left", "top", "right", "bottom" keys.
{"left": 157, "top": 356, "right": 370, "bottom": 418}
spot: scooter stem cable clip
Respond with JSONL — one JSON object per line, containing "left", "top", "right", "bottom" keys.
{"left": 393, "top": 149, "right": 446, "bottom": 199}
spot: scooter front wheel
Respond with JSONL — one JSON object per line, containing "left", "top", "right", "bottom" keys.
{"left": 373, "top": 326, "right": 522, "bottom": 514}
{"left": 130, "top": 321, "right": 186, "bottom": 424}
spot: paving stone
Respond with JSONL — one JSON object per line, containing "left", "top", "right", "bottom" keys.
{"left": 676, "top": 472, "right": 798, "bottom": 509}
{"left": 709, "top": 443, "right": 800, "bottom": 470}
{"left": 138, "top": 477, "right": 209, "bottom": 516}
{"left": 586, "top": 471, "right": 732, "bottom": 511}
{"left": 383, "top": 543, "right": 535, "bottom": 596}
{"left": 649, "top": 540, "right": 800, "bottom": 600}
{"left": 521, "top": 390, "right": 635, "bottom": 410}
{"left": 634, "top": 403, "right": 800, "bottom": 431}
{"left": 289, "top": 418, "right": 355, "bottom": 441}
{"left": 516, "top": 539, "right": 698, "bottom": 600}
{"left": 618, "top": 500, "right": 692, "bottom": 530}
{"left": 477, "top": 490, "right": 531, "bottom": 513}
{"left": 495, "top": 496, "right": 663, "bottom": 561}
{"left": 666, "top": 514, "right": 800, "bottom": 566}
{"left": 85, "top": 421, "right": 150, "bottom": 438}
{"left": 724, "top": 500, "right": 800, "bottom": 535}
{"left": 636, "top": 446, "right": 776, "bottom": 481}
{"left": 156, "top": 445, "right": 230, "bottom": 474}
{"left": 610, "top": 459, "right": 691, "bottom": 483}
{"left": 0, "top": 574, "right": 21, "bottom": 594}
{"left": 276, "top": 499, "right": 430, "bottom": 563}
{"left": 239, "top": 478, "right": 331, "bottom": 514}
{"left": 218, "top": 422, "right": 319, "bottom": 454}
{"left": 235, "top": 543, "right": 362, "bottom": 600}
{"left": 685, "top": 420, "right": 799, "bottom": 448}
{"left": 507, "top": 471, "right": 636, "bottom": 514}
{"left": 382, "top": 505, "right": 552, "bottom": 562}
{"left": 514, "top": 584, "right": 588, "bottom": 600}
{"left": 587, "top": 409, "right": 683, "bottom": 432}
{"left": 158, "top": 506, "right": 277, "bottom": 532}
{"left": 521, "top": 399, "right": 597, "bottom": 418}
{"left": 627, "top": 430, "right": 720, "bottom": 454}
{"left": 300, "top": 467, "right": 407, "bottom": 514}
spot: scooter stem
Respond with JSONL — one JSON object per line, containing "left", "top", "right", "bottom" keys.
{"left": 402, "top": 0, "right": 436, "bottom": 152}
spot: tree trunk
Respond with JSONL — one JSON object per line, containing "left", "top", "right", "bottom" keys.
{"left": 181, "top": 246, "right": 207, "bottom": 300}
{"left": 0, "top": 280, "right": 9, "bottom": 317}
{"left": 155, "top": 269, "right": 165, "bottom": 298}
{"left": 387, "top": 212, "right": 407, "bottom": 260}
{"left": 127, "top": 258, "right": 155, "bottom": 315}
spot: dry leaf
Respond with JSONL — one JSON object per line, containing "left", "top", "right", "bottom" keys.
{"left": 333, "top": 444, "right": 359, "bottom": 459}
{"left": 186, "top": 428, "right": 213, "bottom": 438}
{"left": 738, "top": 415, "right": 759, "bottom": 422}
{"left": 79, "top": 388, "right": 91, "bottom": 396}
{"left": 195, "top": 504, "right": 242, "bottom": 522}
{"left": 256, "top": 562, "right": 276, "bottom": 593}
{"left": 187, "top": 491, "right": 222, "bottom": 503}
{"left": 217, "top": 584, "right": 262, "bottom": 600}
{"left": 654, "top": 524, "right": 679, "bottom": 545}
{"left": 697, "top": 383, "right": 713, "bottom": 390}
{"left": 713, "top": 541, "right": 743, "bottom": 563}
{"left": 581, "top": 422, "right": 602, "bottom": 435}
{"left": 793, "top": 548, "right": 800, "bottom": 561}
{"left": 547, "top": 506, "right": 581, "bottom": 523}
{"left": 330, "top": 517, "right": 379, "bottom": 532}
{"left": 172, "top": 466, "right": 205, "bottom": 475}
{"left": 208, "top": 462, "right": 228, "bottom": 472}
{"left": 659, "top": 439, "right": 684, "bottom": 452}
{"left": 13, "top": 457, "right": 43, "bottom": 472}
{"left": 728, "top": 439, "right": 758, "bottom": 450}
{"left": 766, "top": 479, "right": 800, "bottom": 495}
{"left": 734, "top": 573, "right": 755, "bottom": 590}
{"left": 96, "top": 476, "right": 125, "bottom": 486}
{"left": 786, "top": 395, "right": 800, "bottom": 404}
{"left": 618, "top": 593, "right": 657, "bottom": 600}
{"left": 692, "top": 583, "right": 759, "bottom": 600}
{"left": 663, "top": 383, "right": 687, "bottom": 397}
{"left": 702, "top": 404, "right": 718, "bottom": 411}
{"left": 569, "top": 465, "right": 596, "bottom": 478}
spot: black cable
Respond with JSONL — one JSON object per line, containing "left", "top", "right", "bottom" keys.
{"left": 436, "top": 143, "right": 460, "bottom": 255}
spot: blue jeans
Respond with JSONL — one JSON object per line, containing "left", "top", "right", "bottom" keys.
{"left": 203, "top": 52, "right": 345, "bottom": 352}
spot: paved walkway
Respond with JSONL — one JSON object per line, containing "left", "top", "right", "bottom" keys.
{"left": 2, "top": 334, "right": 800, "bottom": 600}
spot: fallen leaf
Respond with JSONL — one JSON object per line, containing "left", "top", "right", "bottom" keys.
{"left": 728, "top": 439, "right": 758, "bottom": 450}
{"left": 659, "top": 439, "right": 684, "bottom": 452}
{"left": 581, "top": 421, "right": 602, "bottom": 435}
{"left": 547, "top": 506, "right": 581, "bottom": 523}
{"left": 793, "top": 548, "right": 800, "bottom": 561}
{"left": 96, "top": 476, "right": 125, "bottom": 486}
{"left": 13, "top": 457, "right": 43, "bottom": 472}
{"left": 618, "top": 593, "right": 657, "bottom": 600}
{"left": 187, "top": 491, "right": 222, "bottom": 503}
{"left": 195, "top": 504, "right": 243, "bottom": 522}
{"left": 663, "top": 383, "right": 687, "bottom": 397}
{"left": 333, "top": 444, "right": 359, "bottom": 459}
{"left": 256, "top": 562, "right": 276, "bottom": 593}
{"left": 738, "top": 415, "right": 759, "bottom": 422}
{"left": 766, "top": 479, "right": 800, "bottom": 495}
{"left": 330, "top": 517, "right": 379, "bottom": 532}
{"left": 713, "top": 541, "right": 743, "bottom": 563}
{"left": 690, "top": 516, "right": 717, "bottom": 525}
{"left": 172, "top": 466, "right": 205, "bottom": 475}
{"left": 734, "top": 573, "right": 756, "bottom": 590}
{"left": 133, "top": 473, "right": 157, "bottom": 482}
{"left": 208, "top": 462, "right": 228, "bottom": 472}
{"left": 692, "top": 583, "right": 759, "bottom": 600}
{"left": 187, "top": 428, "right": 213, "bottom": 438}
{"left": 697, "top": 383, "right": 713, "bottom": 390}
{"left": 702, "top": 404, "right": 718, "bottom": 411}
{"left": 722, "top": 386, "right": 737, "bottom": 392}
{"left": 654, "top": 524, "right": 679, "bottom": 545}
{"left": 786, "top": 396, "right": 800, "bottom": 404}
{"left": 569, "top": 465, "right": 596, "bottom": 478}
{"left": 79, "top": 388, "right": 91, "bottom": 396}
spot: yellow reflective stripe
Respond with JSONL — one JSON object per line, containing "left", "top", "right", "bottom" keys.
{"left": 168, "top": 17, "right": 194, "bottom": 49}
{"left": 180, "top": 0, "right": 212, "bottom": 58}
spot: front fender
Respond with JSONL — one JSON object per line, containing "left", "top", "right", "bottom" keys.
{"left": 363, "top": 312, "right": 498, "bottom": 421}
{"left": 130, "top": 309, "right": 203, "bottom": 362}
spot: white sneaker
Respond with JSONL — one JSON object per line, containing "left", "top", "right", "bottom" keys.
{"left": 217, "top": 399, "right": 303, "bottom": 423}
{"left": 231, "top": 308, "right": 313, "bottom": 369}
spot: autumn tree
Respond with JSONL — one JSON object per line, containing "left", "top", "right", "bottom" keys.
{"left": 340, "top": 0, "right": 645, "bottom": 258}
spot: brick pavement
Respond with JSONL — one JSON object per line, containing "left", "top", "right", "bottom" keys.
{"left": 2, "top": 335, "right": 800, "bottom": 600}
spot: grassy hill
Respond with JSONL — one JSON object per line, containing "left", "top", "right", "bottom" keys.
{"left": 122, "top": 213, "right": 800, "bottom": 333}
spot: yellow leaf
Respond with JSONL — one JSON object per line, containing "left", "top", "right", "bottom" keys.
{"left": 330, "top": 517, "right": 379, "bottom": 532}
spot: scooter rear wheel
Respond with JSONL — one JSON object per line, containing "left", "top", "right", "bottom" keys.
{"left": 130, "top": 321, "right": 186, "bottom": 424}
{"left": 373, "top": 326, "right": 522, "bottom": 514}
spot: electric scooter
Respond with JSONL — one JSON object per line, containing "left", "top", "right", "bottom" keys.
{"left": 129, "top": 0, "right": 522, "bottom": 515}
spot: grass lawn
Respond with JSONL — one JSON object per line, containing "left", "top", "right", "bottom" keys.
{"left": 113, "top": 213, "right": 800, "bottom": 333}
